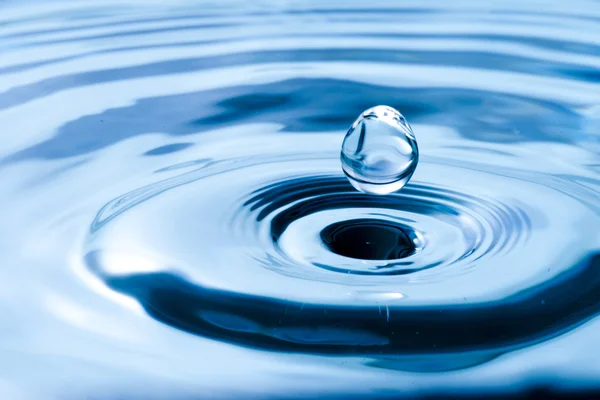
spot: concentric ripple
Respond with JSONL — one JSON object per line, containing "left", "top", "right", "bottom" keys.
{"left": 1, "top": 0, "right": 600, "bottom": 398}
{"left": 81, "top": 138, "right": 599, "bottom": 365}
{"left": 251, "top": 176, "right": 529, "bottom": 276}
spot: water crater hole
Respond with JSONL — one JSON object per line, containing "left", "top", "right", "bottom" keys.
{"left": 320, "top": 218, "right": 416, "bottom": 260}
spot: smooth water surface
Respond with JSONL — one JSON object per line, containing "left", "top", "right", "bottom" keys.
{"left": 0, "top": 1, "right": 599, "bottom": 399}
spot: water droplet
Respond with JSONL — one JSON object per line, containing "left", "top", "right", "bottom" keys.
{"left": 341, "top": 105, "right": 418, "bottom": 195}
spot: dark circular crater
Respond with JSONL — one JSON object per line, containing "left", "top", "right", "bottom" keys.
{"left": 320, "top": 218, "right": 416, "bottom": 260}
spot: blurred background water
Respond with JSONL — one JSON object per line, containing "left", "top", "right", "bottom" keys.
{"left": 0, "top": 0, "right": 600, "bottom": 399}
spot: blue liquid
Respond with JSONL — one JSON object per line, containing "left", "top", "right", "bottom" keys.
{"left": 0, "top": 1, "right": 599, "bottom": 399}
{"left": 341, "top": 105, "right": 418, "bottom": 194}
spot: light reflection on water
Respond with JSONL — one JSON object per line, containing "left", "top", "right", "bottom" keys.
{"left": 0, "top": 1, "right": 599, "bottom": 398}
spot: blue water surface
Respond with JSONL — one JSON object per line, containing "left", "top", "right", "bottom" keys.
{"left": 0, "top": 1, "right": 599, "bottom": 399}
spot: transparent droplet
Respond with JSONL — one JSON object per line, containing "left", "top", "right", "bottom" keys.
{"left": 341, "top": 105, "right": 418, "bottom": 195}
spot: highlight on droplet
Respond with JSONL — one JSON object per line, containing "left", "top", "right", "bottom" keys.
{"left": 341, "top": 105, "right": 418, "bottom": 195}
